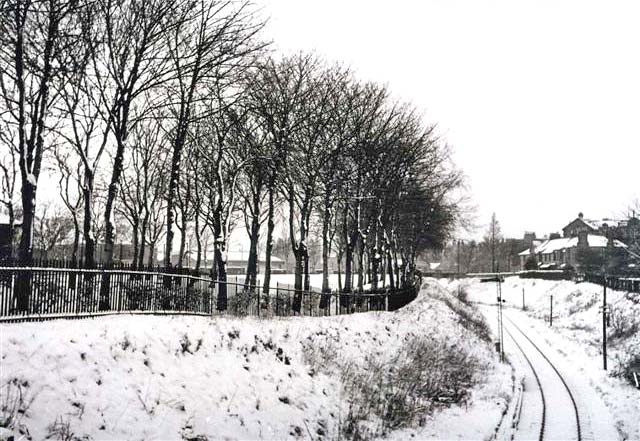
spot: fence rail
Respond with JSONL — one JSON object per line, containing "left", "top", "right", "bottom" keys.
{"left": 582, "top": 273, "right": 640, "bottom": 294}
{"left": 0, "top": 266, "right": 418, "bottom": 322}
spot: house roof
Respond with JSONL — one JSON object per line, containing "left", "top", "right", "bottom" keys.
{"left": 519, "top": 234, "right": 627, "bottom": 256}
{"left": 583, "top": 218, "right": 623, "bottom": 230}
{"left": 562, "top": 217, "right": 596, "bottom": 233}
{"left": 563, "top": 216, "right": 626, "bottom": 233}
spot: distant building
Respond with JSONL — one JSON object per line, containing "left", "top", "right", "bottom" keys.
{"left": 169, "top": 249, "right": 286, "bottom": 275}
{"left": 519, "top": 211, "right": 635, "bottom": 270}
{"left": 562, "top": 212, "right": 640, "bottom": 242}
{"left": 519, "top": 232, "right": 626, "bottom": 270}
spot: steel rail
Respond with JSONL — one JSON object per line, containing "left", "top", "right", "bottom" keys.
{"left": 504, "top": 326, "right": 546, "bottom": 441}
{"left": 505, "top": 315, "right": 582, "bottom": 441}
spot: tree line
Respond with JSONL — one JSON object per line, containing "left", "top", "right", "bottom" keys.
{"left": 0, "top": 0, "right": 462, "bottom": 311}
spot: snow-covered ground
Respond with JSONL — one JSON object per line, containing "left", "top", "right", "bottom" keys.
{"left": 440, "top": 276, "right": 640, "bottom": 440}
{"left": 0, "top": 280, "right": 509, "bottom": 440}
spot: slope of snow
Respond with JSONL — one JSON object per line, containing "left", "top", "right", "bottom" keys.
{"left": 443, "top": 276, "right": 640, "bottom": 440}
{"left": 0, "top": 280, "right": 510, "bottom": 440}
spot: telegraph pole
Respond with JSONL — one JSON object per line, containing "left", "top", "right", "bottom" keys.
{"left": 498, "top": 276, "right": 505, "bottom": 362}
{"left": 522, "top": 288, "right": 525, "bottom": 311}
{"left": 549, "top": 294, "right": 553, "bottom": 327}
{"left": 603, "top": 275, "right": 608, "bottom": 370}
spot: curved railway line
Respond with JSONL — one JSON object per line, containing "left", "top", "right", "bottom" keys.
{"left": 503, "top": 315, "right": 582, "bottom": 441}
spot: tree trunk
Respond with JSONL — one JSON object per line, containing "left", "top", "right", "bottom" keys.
{"left": 214, "top": 239, "right": 227, "bottom": 311}
{"left": 15, "top": 180, "right": 35, "bottom": 311}
{"left": 343, "top": 204, "right": 352, "bottom": 293}
{"left": 262, "top": 186, "right": 275, "bottom": 295}
{"left": 138, "top": 215, "right": 148, "bottom": 269}
{"left": 177, "top": 221, "right": 187, "bottom": 268}
{"left": 147, "top": 242, "right": 155, "bottom": 268}
{"left": 194, "top": 215, "right": 202, "bottom": 273}
{"left": 337, "top": 252, "right": 343, "bottom": 292}
{"left": 357, "top": 241, "right": 364, "bottom": 292}
{"left": 387, "top": 251, "right": 395, "bottom": 290}
{"left": 244, "top": 189, "right": 261, "bottom": 291}
{"left": 319, "top": 204, "right": 331, "bottom": 308}
{"left": 100, "top": 153, "right": 124, "bottom": 309}
{"left": 131, "top": 219, "right": 139, "bottom": 269}
{"left": 303, "top": 246, "right": 310, "bottom": 292}
{"left": 292, "top": 249, "right": 304, "bottom": 313}
{"left": 371, "top": 246, "right": 379, "bottom": 291}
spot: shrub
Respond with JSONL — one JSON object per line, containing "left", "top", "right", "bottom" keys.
{"left": 613, "top": 351, "right": 640, "bottom": 387}
{"left": 341, "top": 336, "right": 484, "bottom": 438}
{"left": 609, "top": 308, "right": 640, "bottom": 341}
{"left": 440, "top": 295, "right": 492, "bottom": 343}
{"left": 1, "top": 378, "right": 34, "bottom": 438}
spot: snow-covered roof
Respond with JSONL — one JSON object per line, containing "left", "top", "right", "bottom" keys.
{"left": 519, "top": 234, "right": 627, "bottom": 256}
{"left": 583, "top": 218, "right": 623, "bottom": 230}
{"left": 429, "top": 262, "right": 441, "bottom": 270}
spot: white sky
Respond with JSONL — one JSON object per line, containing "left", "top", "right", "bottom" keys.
{"left": 256, "top": 0, "right": 640, "bottom": 239}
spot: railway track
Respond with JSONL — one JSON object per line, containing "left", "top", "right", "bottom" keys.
{"left": 503, "top": 314, "right": 582, "bottom": 441}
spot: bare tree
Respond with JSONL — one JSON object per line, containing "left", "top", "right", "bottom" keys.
{"left": 1, "top": 0, "right": 80, "bottom": 308}
{"left": 245, "top": 55, "right": 320, "bottom": 305}
{"left": 162, "top": 0, "right": 265, "bottom": 274}
{"left": 0, "top": 148, "right": 18, "bottom": 254}
{"left": 191, "top": 92, "right": 248, "bottom": 310}
{"left": 53, "top": 148, "right": 83, "bottom": 264}
{"left": 33, "top": 202, "right": 74, "bottom": 259}
{"left": 487, "top": 213, "right": 502, "bottom": 272}
{"left": 54, "top": 1, "right": 110, "bottom": 269}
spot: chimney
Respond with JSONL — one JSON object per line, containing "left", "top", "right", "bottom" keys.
{"left": 578, "top": 212, "right": 584, "bottom": 220}
{"left": 578, "top": 230, "right": 588, "bottom": 248}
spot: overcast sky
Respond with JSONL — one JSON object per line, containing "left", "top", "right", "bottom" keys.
{"left": 256, "top": 0, "right": 640, "bottom": 239}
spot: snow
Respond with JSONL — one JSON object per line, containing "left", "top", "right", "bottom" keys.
{"left": 521, "top": 235, "right": 627, "bottom": 256}
{"left": 26, "top": 173, "right": 36, "bottom": 187}
{"left": 441, "top": 276, "right": 640, "bottom": 440}
{"left": 0, "top": 281, "right": 510, "bottom": 440}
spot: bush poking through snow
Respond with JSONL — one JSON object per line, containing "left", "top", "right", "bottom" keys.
{"left": 180, "top": 334, "right": 192, "bottom": 354}
{"left": 341, "top": 335, "right": 484, "bottom": 438}
{"left": 437, "top": 293, "right": 492, "bottom": 343}
{"left": 456, "top": 286, "right": 470, "bottom": 304}
{"left": 609, "top": 308, "right": 639, "bottom": 341}
{"left": 1, "top": 379, "right": 34, "bottom": 439}
{"left": 45, "top": 416, "right": 88, "bottom": 440}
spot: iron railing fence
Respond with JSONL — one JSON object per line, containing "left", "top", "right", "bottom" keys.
{"left": 0, "top": 266, "right": 418, "bottom": 322}
{"left": 582, "top": 273, "right": 640, "bottom": 294}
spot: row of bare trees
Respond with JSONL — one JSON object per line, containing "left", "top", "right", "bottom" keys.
{"left": 1, "top": 0, "right": 462, "bottom": 312}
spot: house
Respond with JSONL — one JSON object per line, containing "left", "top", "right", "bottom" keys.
{"left": 519, "top": 231, "right": 627, "bottom": 271}
{"left": 520, "top": 211, "right": 638, "bottom": 270}
{"left": 563, "top": 212, "right": 640, "bottom": 242}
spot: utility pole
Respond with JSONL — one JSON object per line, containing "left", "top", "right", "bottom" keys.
{"left": 495, "top": 272, "right": 505, "bottom": 362}
{"left": 602, "top": 232, "right": 610, "bottom": 371}
{"left": 549, "top": 294, "right": 553, "bottom": 326}
{"left": 603, "top": 275, "right": 608, "bottom": 370}
{"left": 522, "top": 288, "right": 525, "bottom": 311}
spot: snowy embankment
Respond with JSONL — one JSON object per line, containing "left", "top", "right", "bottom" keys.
{"left": 0, "top": 280, "right": 509, "bottom": 440}
{"left": 442, "top": 276, "right": 640, "bottom": 440}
